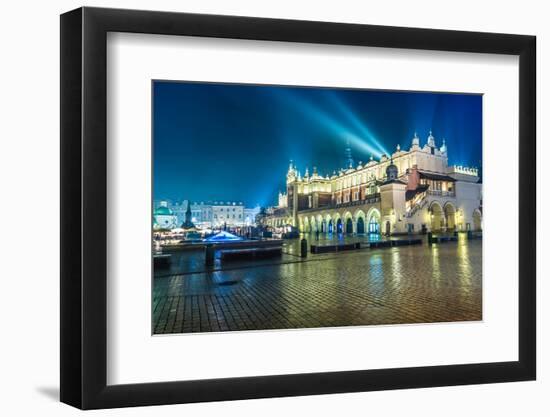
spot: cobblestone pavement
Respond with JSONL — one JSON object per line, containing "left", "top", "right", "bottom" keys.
{"left": 153, "top": 237, "right": 482, "bottom": 334}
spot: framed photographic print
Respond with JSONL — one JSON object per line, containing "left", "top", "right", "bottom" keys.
{"left": 60, "top": 7, "right": 536, "bottom": 409}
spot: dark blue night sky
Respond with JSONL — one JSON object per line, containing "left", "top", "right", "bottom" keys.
{"left": 153, "top": 81, "right": 482, "bottom": 207}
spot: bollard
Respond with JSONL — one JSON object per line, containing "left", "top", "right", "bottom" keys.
{"left": 300, "top": 238, "right": 308, "bottom": 258}
{"left": 205, "top": 244, "right": 215, "bottom": 266}
{"left": 427, "top": 232, "right": 433, "bottom": 245}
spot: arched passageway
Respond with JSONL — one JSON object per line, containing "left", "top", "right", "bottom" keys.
{"left": 444, "top": 203, "right": 456, "bottom": 231}
{"left": 303, "top": 217, "right": 310, "bottom": 233}
{"left": 430, "top": 202, "right": 444, "bottom": 232}
{"left": 367, "top": 209, "right": 380, "bottom": 234}
{"left": 345, "top": 218, "right": 353, "bottom": 234}
{"left": 310, "top": 217, "right": 317, "bottom": 233}
{"left": 336, "top": 218, "right": 343, "bottom": 233}
{"left": 473, "top": 209, "right": 482, "bottom": 231}
{"left": 356, "top": 217, "right": 365, "bottom": 234}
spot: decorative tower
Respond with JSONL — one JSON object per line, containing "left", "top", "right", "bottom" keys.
{"left": 412, "top": 131, "right": 420, "bottom": 147}
{"left": 393, "top": 143, "right": 401, "bottom": 158}
{"left": 285, "top": 161, "right": 299, "bottom": 227}
{"left": 440, "top": 138, "right": 447, "bottom": 155}
{"left": 379, "top": 159, "right": 407, "bottom": 235}
{"left": 427, "top": 130, "right": 436, "bottom": 147}
{"left": 344, "top": 139, "right": 354, "bottom": 168}
{"left": 386, "top": 158, "right": 398, "bottom": 181}
{"left": 286, "top": 160, "right": 296, "bottom": 183}
{"left": 181, "top": 200, "right": 195, "bottom": 229}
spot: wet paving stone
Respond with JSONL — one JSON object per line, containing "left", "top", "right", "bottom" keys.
{"left": 153, "top": 237, "right": 482, "bottom": 334}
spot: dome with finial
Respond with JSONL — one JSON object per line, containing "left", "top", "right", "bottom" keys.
{"left": 312, "top": 166, "right": 321, "bottom": 179}
{"left": 427, "top": 130, "right": 435, "bottom": 147}
{"left": 366, "top": 154, "right": 376, "bottom": 167}
{"left": 386, "top": 158, "right": 398, "bottom": 181}
{"left": 154, "top": 206, "right": 173, "bottom": 216}
{"left": 287, "top": 160, "right": 297, "bottom": 180}
{"left": 412, "top": 131, "right": 420, "bottom": 146}
{"left": 440, "top": 138, "right": 447, "bottom": 154}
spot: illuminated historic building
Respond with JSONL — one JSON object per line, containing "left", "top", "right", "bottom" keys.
{"left": 154, "top": 200, "right": 260, "bottom": 229}
{"left": 265, "top": 131, "right": 482, "bottom": 235}
{"left": 153, "top": 202, "right": 179, "bottom": 230}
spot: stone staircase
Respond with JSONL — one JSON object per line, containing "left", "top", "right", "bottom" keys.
{"left": 406, "top": 192, "right": 428, "bottom": 218}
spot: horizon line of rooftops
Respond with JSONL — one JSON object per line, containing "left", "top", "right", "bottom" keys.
{"left": 154, "top": 199, "right": 260, "bottom": 207}
{"left": 284, "top": 130, "right": 479, "bottom": 180}
{"left": 153, "top": 131, "right": 479, "bottom": 207}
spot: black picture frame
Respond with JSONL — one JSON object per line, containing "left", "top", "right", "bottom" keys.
{"left": 60, "top": 6, "right": 536, "bottom": 409}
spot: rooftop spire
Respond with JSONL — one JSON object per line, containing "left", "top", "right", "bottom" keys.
{"left": 344, "top": 138, "right": 354, "bottom": 168}
{"left": 440, "top": 138, "right": 447, "bottom": 154}
{"left": 386, "top": 157, "right": 398, "bottom": 181}
{"left": 427, "top": 130, "right": 435, "bottom": 147}
{"left": 412, "top": 131, "right": 420, "bottom": 147}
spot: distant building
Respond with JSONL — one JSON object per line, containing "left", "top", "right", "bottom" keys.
{"left": 264, "top": 131, "right": 482, "bottom": 235}
{"left": 153, "top": 199, "right": 259, "bottom": 229}
{"left": 169, "top": 201, "right": 187, "bottom": 226}
{"left": 211, "top": 201, "right": 245, "bottom": 228}
{"left": 153, "top": 202, "right": 178, "bottom": 230}
{"left": 244, "top": 206, "right": 261, "bottom": 226}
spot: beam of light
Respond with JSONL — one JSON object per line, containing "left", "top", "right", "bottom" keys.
{"left": 299, "top": 102, "right": 384, "bottom": 158}
{"left": 326, "top": 92, "right": 390, "bottom": 156}
{"left": 271, "top": 89, "right": 385, "bottom": 159}
{"left": 254, "top": 170, "right": 289, "bottom": 207}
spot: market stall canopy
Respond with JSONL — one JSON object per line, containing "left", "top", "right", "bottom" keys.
{"left": 203, "top": 231, "right": 243, "bottom": 242}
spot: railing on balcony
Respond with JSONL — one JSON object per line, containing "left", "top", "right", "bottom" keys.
{"left": 297, "top": 194, "right": 381, "bottom": 213}
{"left": 271, "top": 208, "right": 289, "bottom": 216}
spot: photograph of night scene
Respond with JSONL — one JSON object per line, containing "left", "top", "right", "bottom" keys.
{"left": 152, "top": 81, "right": 483, "bottom": 335}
